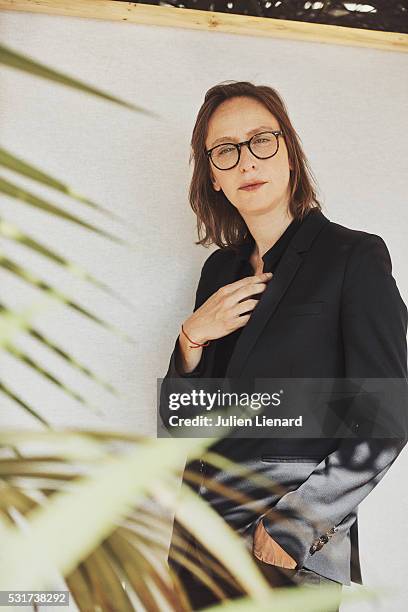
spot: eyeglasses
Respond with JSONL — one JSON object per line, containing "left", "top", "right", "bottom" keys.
{"left": 206, "top": 130, "right": 283, "bottom": 171}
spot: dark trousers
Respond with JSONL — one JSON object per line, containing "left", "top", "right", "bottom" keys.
{"left": 170, "top": 548, "right": 343, "bottom": 612}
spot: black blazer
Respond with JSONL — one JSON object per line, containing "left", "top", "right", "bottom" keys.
{"left": 160, "top": 208, "right": 408, "bottom": 585}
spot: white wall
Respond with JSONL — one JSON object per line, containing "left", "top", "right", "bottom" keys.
{"left": 0, "top": 9, "right": 407, "bottom": 611}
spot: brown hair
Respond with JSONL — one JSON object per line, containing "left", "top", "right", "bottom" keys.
{"left": 188, "top": 80, "right": 322, "bottom": 251}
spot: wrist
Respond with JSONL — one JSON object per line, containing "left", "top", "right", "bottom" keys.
{"left": 181, "top": 320, "right": 208, "bottom": 346}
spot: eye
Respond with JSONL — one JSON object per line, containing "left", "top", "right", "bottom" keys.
{"left": 218, "top": 146, "right": 235, "bottom": 156}
{"left": 254, "top": 136, "right": 272, "bottom": 144}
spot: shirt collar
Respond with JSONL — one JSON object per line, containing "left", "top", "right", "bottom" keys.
{"left": 236, "top": 215, "right": 304, "bottom": 265}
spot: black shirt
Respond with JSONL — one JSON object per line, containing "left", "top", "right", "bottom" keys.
{"left": 212, "top": 214, "right": 305, "bottom": 378}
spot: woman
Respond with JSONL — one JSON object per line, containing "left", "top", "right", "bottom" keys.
{"left": 160, "top": 81, "right": 407, "bottom": 611}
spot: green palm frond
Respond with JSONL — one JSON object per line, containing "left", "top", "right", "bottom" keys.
{"left": 2, "top": 342, "right": 105, "bottom": 417}
{"left": 0, "top": 434, "right": 255, "bottom": 612}
{"left": 2, "top": 307, "right": 116, "bottom": 395}
{"left": 0, "top": 430, "right": 377, "bottom": 611}
{"left": 0, "top": 43, "right": 159, "bottom": 116}
{"left": 0, "top": 254, "right": 134, "bottom": 342}
{"left": 0, "top": 217, "right": 137, "bottom": 311}
{"left": 0, "top": 40, "right": 147, "bottom": 422}
{"left": 0, "top": 432, "right": 215, "bottom": 605}
{"left": 0, "top": 381, "right": 50, "bottom": 425}
{"left": 0, "top": 147, "right": 127, "bottom": 225}
{"left": 104, "top": 527, "right": 181, "bottom": 610}
{"left": 0, "top": 175, "right": 127, "bottom": 245}
{"left": 0, "top": 299, "right": 115, "bottom": 424}
{"left": 0, "top": 299, "right": 52, "bottom": 346}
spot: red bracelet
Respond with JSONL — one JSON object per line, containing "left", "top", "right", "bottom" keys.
{"left": 181, "top": 324, "right": 210, "bottom": 348}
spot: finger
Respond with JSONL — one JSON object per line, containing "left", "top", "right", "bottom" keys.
{"left": 222, "top": 272, "right": 272, "bottom": 295}
{"left": 233, "top": 299, "right": 259, "bottom": 317}
{"left": 232, "top": 313, "right": 251, "bottom": 328}
{"left": 229, "top": 282, "right": 268, "bottom": 305}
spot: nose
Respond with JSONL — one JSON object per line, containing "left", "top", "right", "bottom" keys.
{"left": 238, "top": 142, "right": 257, "bottom": 171}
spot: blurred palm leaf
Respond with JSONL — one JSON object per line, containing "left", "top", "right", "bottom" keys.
{"left": 0, "top": 431, "right": 255, "bottom": 609}
{"left": 0, "top": 43, "right": 152, "bottom": 422}
{"left": 0, "top": 215, "right": 137, "bottom": 310}
{"left": 0, "top": 379, "right": 50, "bottom": 425}
{"left": 0, "top": 429, "right": 363, "bottom": 612}
{"left": 0, "top": 300, "right": 116, "bottom": 392}
{"left": 0, "top": 248, "right": 131, "bottom": 422}
{"left": 0, "top": 43, "right": 159, "bottom": 116}
{"left": 0, "top": 174, "right": 127, "bottom": 243}
{"left": 0, "top": 298, "right": 63, "bottom": 425}
{"left": 0, "top": 147, "right": 126, "bottom": 224}
{"left": 0, "top": 252, "right": 134, "bottom": 341}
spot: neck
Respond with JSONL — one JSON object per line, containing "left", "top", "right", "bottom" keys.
{"left": 242, "top": 201, "right": 294, "bottom": 261}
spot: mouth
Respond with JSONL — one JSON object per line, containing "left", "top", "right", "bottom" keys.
{"left": 239, "top": 182, "right": 267, "bottom": 192}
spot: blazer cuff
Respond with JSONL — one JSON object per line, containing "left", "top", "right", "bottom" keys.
{"left": 261, "top": 512, "right": 313, "bottom": 568}
{"left": 261, "top": 504, "right": 338, "bottom": 569}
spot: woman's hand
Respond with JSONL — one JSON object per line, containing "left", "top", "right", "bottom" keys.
{"left": 183, "top": 271, "right": 273, "bottom": 345}
{"left": 253, "top": 519, "right": 297, "bottom": 569}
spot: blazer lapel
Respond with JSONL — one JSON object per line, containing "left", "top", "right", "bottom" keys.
{"left": 224, "top": 209, "right": 330, "bottom": 378}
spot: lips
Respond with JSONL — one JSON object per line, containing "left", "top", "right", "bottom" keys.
{"left": 239, "top": 182, "right": 266, "bottom": 191}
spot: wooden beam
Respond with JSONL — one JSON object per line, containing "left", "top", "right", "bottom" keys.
{"left": 1, "top": 0, "right": 407, "bottom": 53}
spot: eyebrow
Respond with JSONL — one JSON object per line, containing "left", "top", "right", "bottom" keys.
{"left": 209, "top": 125, "right": 276, "bottom": 148}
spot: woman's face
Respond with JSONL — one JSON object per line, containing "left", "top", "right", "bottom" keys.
{"left": 205, "top": 96, "right": 293, "bottom": 217}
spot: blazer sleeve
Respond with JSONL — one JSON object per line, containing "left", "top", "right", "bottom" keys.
{"left": 262, "top": 233, "right": 408, "bottom": 568}
{"left": 158, "top": 249, "right": 221, "bottom": 426}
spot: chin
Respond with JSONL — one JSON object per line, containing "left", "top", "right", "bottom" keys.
{"left": 240, "top": 201, "right": 272, "bottom": 215}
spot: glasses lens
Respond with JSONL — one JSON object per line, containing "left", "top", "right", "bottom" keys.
{"left": 211, "top": 144, "right": 239, "bottom": 170}
{"left": 250, "top": 132, "right": 278, "bottom": 158}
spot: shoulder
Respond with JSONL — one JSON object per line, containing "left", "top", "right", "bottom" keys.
{"left": 199, "top": 245, "right": 236, "bottom": 275}
{"left": 325, "top": 217, "right": 386, "bottom": 247}
{"left": 322, "top": 217, "right": 392, "bottom": 269}
{"left": 323, "top": 220, "right": 398, "bottom": 300}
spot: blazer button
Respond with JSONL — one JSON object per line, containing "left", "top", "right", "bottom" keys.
{"left": 309, "top": 527, "right": 338, "bottom": 555}
{"left": 310, "top": 540, "right": 323, "bottom": 555}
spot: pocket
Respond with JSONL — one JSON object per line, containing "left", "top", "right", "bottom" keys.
{"left": 261, "top": 455, "right": 324, "bottom": 463}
